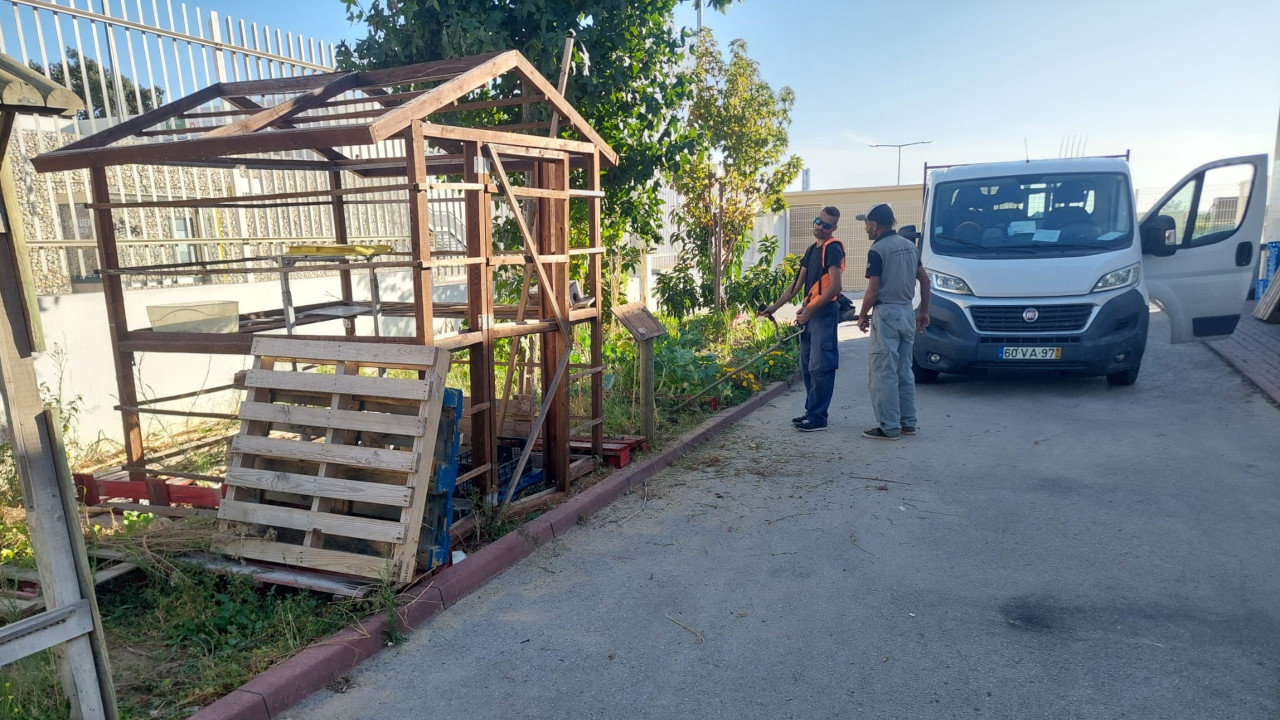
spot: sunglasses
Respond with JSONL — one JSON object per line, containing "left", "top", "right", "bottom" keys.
{"left": 813, "top": 217, "right": 835, "bottom": 230}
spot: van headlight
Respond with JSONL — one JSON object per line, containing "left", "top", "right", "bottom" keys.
{"left": 928, "top": 270, "right": 973, "bottom": 296}
{"left": 1091, "top": 264, "right": 1140, "bottom": 293}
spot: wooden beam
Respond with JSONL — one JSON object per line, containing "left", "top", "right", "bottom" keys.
{"left": 369, "top": 52, "right": 522, "bottom": 142}
{"left": 51, "top": 84, "right": 222, "bottom": 153}
{"left": 589, "top": 151, "right": 604, "bottom": 460}
{"left": 85, "top": 182, "right": 413, "bottom": 210}
{"left": 407, "top": 121, "right": 434, "bottom": 344}
{"left": 32, "top": 125, "right": 375, "bottom": 173}
{"left": 421, "top": 122, "right": 597, "bottom": 156}
{"left": 88, "top": 168, "right": 154, "bottom": 504}
{"left": 486, "top": 147, "right": 569, "bottom": 338}
{"left": 204, "top": 73, "right": 362, "bottom": 139}
{"left": 511, "top": 55, "right": 618, "bottom": 167}
{"left": 354, "top": 51, "right": 507, "bottom": 90}
{"left": 464, "top": 140, "right": 497, "bottom": 497}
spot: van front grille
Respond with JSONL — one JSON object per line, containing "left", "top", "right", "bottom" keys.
{"left": 969, "top": 304, "right": 1093, "bottom": 333}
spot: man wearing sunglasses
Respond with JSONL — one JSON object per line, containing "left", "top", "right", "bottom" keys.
{"left": 758, "top": 206, "right": 845, "bottom": 431}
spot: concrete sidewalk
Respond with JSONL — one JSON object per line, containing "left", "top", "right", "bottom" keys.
{"left": 287, "top": 314, "right": 1280, "bottom": 720}
{"left": 1207, "top": 301, "right": 1280, "bottom": 404}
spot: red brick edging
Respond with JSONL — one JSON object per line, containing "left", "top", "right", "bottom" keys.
{"left": 189, "top": 376, "right": 798, "bottom": 720}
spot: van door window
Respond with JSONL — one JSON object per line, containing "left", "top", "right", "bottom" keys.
{"left": 1150, "top": 164, "right": 1256, "bottom": 249}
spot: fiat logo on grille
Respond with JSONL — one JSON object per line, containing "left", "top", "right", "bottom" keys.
{"left": 1022, "top": 307, "right": 1039, "bottom": 323}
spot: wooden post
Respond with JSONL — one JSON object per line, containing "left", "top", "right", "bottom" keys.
{"left": 463, "top": 141, "right": 496, "bottom": 498}
{"left": 406, "top": 121, "right": 434, "bottom": 345}
{"left": 328, "top": 170, "right": 356, "bottom": 337}
{"left": 639, "top": 337, "right": 655, "bottom": 445}
{"left": 588, "top": 151, "right": 604, "bottom": 459}
{"left": 88, "top": 168, "right": 159, "bottom": 504}
{"left": 539, "top": 158, "right": 571, "bottom": 491}
{"left": 0, "top": 157, "right": 115, "bottom": 718}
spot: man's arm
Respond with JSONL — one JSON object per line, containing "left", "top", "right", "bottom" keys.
{"left": 857, "top": 276, "right": 880, "bottom": 332}
{"left": 915, "top": 265, "right": 931, "bottom": 332}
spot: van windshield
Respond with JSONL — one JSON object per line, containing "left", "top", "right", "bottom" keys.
{"left": 929, "top": 172, "right": 1134, "bottom": 258}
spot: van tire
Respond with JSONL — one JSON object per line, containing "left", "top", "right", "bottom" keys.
{"left": 913, "top": 362, "right": 940, "bottom": 384}
{"left": 1106, "top": 367, "right": 1140, "bottom": 386}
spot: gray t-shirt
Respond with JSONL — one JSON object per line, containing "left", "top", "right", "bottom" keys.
{"left": 865, "top": 233, "right": 920, "bottom": 305}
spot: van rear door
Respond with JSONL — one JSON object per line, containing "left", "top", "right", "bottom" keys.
{"left": 1140, "top": 154, "right": 1268, "bottom": 343}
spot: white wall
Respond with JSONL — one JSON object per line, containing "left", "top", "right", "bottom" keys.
{"left": 30, "top": 273, "right": 466, "bottom": 448}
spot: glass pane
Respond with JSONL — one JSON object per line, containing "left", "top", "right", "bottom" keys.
{"left": 1189, "top": 164, "right": 1255, "bottom": 245}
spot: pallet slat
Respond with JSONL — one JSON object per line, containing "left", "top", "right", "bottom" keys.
{"left": 244, "top": 369, "right": 433, "bottom": 402}
{"left": 219, "top": 499, "right": 407, "bottom": 544}
{"left": 224, "top": 467, "right": 413, "bottom": 507}
{"left": 238, "top": 401, "right": 425, "bottom": 436}
{"left": 217, "top": 538, "right": 394, "bottom": 578}
{"left": 232, "top": 435, "right": 418, "bottom": 473}
{"left": 250, "top": 337, "right": 442, "bottom": 369}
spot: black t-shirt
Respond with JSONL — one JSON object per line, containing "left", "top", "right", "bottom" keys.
{"left": 801, "top": 239, "right": 845, "bottom": 299}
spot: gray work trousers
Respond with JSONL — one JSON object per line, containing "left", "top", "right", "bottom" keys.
{"left": 868, "top": 303, "right": 918, "bottom": 435}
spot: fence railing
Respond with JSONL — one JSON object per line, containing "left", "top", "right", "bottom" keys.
{"left": 0, "top": 1, "right": 477, "bottom": 295}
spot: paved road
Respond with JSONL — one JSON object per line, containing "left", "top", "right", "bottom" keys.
{"left": 289, "top": 313, "right": 1280, "bottom": 720}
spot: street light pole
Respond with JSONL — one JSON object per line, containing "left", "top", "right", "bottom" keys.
{"left": 869, "top": 140, "right": 932, "bottom": 185}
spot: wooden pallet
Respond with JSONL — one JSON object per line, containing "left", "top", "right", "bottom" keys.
{"left": 1254, "top": 276, "right": 1280, "bottom": 322}
{"left": 1, "top": 556, "right": 139, "bottom": 620}
{"left": 216, "top": 338, "right": 451, "bottom": 584}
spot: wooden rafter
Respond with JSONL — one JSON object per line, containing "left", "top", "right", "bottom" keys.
{"left": 204, "top": 72, "right": 361, "bottom": 139}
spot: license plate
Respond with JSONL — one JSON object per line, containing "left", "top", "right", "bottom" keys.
{"left": 999, "top": 346, "right": 1061, "bottom": 360}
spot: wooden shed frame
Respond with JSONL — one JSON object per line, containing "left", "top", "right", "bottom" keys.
{"left": 31, "top": 50, "right": 615, "bottom": 505}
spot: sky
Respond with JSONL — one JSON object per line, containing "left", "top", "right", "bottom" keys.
{"left": 20, "top": 0, "right": 1280, "bottom": 194}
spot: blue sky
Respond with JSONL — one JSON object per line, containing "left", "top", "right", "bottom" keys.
{"left": 21, "top": 0, "right": 1280, "bottom": 193}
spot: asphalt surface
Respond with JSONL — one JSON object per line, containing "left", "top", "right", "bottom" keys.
{"left": 288, "top": 312, "right": 1280, "bottom": 720}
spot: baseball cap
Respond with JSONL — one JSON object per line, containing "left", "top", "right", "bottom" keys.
{"left": 856, "top": 203, "right": 895, "bottom": 226}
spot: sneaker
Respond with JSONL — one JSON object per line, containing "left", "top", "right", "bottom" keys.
{"left": 861, "top": 427, "right": 900, "bottom": 440}
{"left": 794, "top": 419, "right": 828, "bottom": 432}
{"left": 792, "top": 415, "right": 807, "bottom": 425}
{"left": 900, "top": 426, "right": 917, "bottom": 435}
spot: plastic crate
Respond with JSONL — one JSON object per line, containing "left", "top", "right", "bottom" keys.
{"left": 454, "top": 439, "right": 546, "bottom": 507}
{"left": 1265, "top": 241, "right": 1280, "bottom": 280}
{"left": 419, "top": 388, "right": 463, "bottom": 571}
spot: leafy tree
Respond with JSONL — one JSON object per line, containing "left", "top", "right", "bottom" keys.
{"left": 337, "top": 0, "right": 736, "bottom": 306}
{"left": 29, "top": 49, "right": 165, "bottom": 120}
{"left": 662, "top": 30, "right": 803, "bottom": 315}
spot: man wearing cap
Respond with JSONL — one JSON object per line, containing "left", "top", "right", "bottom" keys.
{"left": 758, "top": 206, "right": 845, "bottom": 432}
{"left": 855, "top": 203, "right": 930, "bottom": 440}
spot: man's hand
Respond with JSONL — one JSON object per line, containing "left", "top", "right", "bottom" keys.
{"left": 915, "top": 308, "right": 930, "bottom": 332}
{"left": 795, "top": 306, "right": 810, "bottom": 325}
{"left": 756, "top": 304, "right": 774, "bottom": 318}
{"left": 857, "top": 313, "right": 869, "bottom": 333}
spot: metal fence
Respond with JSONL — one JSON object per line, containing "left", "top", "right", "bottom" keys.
{"left": 0, "top": 0, "right": 467, "bottom": 295}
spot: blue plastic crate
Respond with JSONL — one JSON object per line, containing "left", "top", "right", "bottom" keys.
{"left": 418, "top": 388, "right": 463, "bottom": 571}
{"left": 1259, "top": 278, "right": 1270, "bottom": 301}
{"left": 1265, "top": 241, "right": 1280, "bottom": 279}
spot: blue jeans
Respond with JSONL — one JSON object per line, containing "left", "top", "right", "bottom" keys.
{"left": 799, "top": 303, "right": 839, "bottom": 425}
{"left": 868, "top": 303, "right": 918, "bottom": 435}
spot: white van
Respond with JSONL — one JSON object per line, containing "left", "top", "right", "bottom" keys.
{"left": 911, "top": 154, "right": 1268, "bottom": 385}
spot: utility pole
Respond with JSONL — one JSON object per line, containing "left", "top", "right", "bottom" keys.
{"left": 869, "top": 140, "right": 932, "bottom": 185}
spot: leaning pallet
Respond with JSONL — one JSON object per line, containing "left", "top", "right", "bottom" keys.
{"left": 1253, "top": 277, "right": 1280, "bottom": 322}
{"left": 216, "top": 337, "right": 451, "bottom": 584}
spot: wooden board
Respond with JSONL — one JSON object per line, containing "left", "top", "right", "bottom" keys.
{"left": 1254, "top": 278, "right": 1280, "bottom": 322}
{"left": 611, "top": 302, "right": 667, "bottom": 341}
{"left": 217, "top": 338, "right": 451, "bottom": 584}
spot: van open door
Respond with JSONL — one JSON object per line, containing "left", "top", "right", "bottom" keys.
{"left": 1140, "top": 154, "right": 1268, "bottom": 343}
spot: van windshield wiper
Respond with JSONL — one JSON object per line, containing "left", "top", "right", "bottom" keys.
{"left": 933, "top": 233, "right": 1034, "bottom": 254}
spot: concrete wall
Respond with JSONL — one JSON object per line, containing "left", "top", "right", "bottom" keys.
{"left": 783, "top": 184, "right": 925, "bottom": 291}
{"left": 30, "top": 273, "right": 467, "bottom": 449}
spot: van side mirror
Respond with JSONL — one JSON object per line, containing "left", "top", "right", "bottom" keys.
{"left": 899, "top": 224, "right": 921, "bottom": 245}
{"left": 1140, "top": 215, "right": 1178, "bottom": 257}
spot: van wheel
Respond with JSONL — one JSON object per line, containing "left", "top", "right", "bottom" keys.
{"left": 913, "top": 362, "right": 940, "bottom": 384}
{"left": 1106, "top": 366, "right": 1140, "bottom": 386}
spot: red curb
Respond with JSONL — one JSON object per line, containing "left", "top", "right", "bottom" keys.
{"left": 192, "top": 376, "right": 798, "bottom": 720}
{"left": 433, "top": 531, "right": 536, "bottom": 607}
{"left": 189, "top": 690, "right": 269, "bottom": 720}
